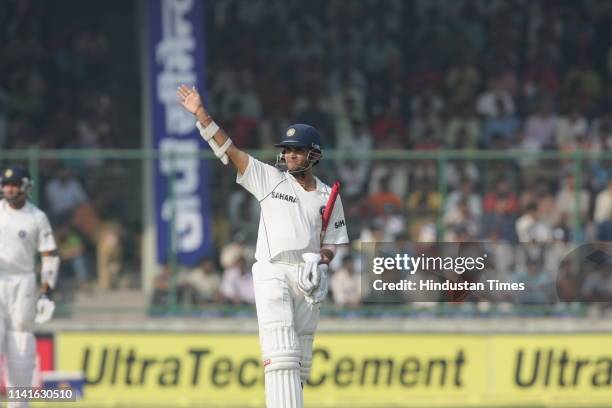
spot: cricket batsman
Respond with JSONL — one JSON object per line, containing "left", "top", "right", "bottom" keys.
{"left": 0, "top": 165, "right": 59, "bottom": 408}
{"left": 178, "top": 85, "right": 349, "bottom": 407}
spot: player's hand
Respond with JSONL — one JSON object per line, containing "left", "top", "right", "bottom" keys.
{"left": 306, "top": 264, "right": 329, "bottom": 305}
{"left": 177, "top": 85, "right": 205, "bottom": 116}
{"left": 35, "top": 294, "right": 55, "bottom": 324}
{"left": 297, "top": 253, "right": 321, "bottom": 295}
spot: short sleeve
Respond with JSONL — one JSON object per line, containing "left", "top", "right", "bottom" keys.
{"left": 37, "top": 212, "right": 57, "bottom": 252}
{"left": 323, "top": 194, "right": 349, "bottom": 245}
{"left": 236, "top": 155, "right": 284, "bottom": 201}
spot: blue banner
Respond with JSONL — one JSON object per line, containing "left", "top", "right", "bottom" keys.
{"left": 148, "top": 0, "right": 212, "bottom": 265}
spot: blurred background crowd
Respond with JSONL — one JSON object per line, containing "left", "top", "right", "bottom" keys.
{"left": 1, "top": 0, "right": 611, "bottom": 314}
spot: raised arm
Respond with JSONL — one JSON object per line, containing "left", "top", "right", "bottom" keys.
{"left": 177, "top": 85, "right": 249, "bottom": 174}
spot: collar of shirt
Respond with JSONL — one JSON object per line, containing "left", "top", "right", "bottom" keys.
{"left": 1, "top": 199, "right": 29, "bottom": 212}
{"left": 285, "top": 172, "right": 328, "bottom": 193}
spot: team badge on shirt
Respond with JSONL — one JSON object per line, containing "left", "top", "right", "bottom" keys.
{"left": 18, "top": 230, "right": 27, "bottom": 239}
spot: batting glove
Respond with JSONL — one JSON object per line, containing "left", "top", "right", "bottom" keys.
{"left": 297, "top": 253, "right": 321, "bottom": 296}
{"left": 306, "top": 264, "right": 329, "bottom": 305}
{"left": 35, "top": 294, "right": 56, "bottom": 324}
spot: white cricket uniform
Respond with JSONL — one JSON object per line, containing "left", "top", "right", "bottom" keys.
{"left": 237, "top": 156, "right": 349, "bottom": 408}
{"left": 0, "top": 199, "right": 57, "bottom": 406}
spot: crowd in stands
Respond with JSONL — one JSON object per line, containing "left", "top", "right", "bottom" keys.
{"left": 187, "top": 0, "right": 612, "bottom": 309}
{"left": 2, "top": 0, "right": 611, "bottom": 310}
{"left": 1, "top": 0, "right": 141, "bottom": 296}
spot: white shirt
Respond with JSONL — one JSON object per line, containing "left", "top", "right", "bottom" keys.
{"left": 524, "top": 113, "right": 558, "bottom": 149}
{"left": 515, "top": 213, "right": 552, "bottom": 243}
{"left": 0, "top": 199, "right": 57, "bottom": 274}
{"left": 476, "top": 90, "right": 515, "bottom": 117}
{"left": 237, "top": 156, "right": 349, "bottom": 263}
{"left": 555, "top": 116, "right": 588, "bottom": 147}
{"left": 594, "top": 188, "right": 612, "bottom": 223}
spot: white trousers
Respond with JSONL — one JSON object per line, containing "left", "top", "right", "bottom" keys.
{"left": 0, "top": 273, "right": 37, "bottom": 408}
{"left": 253, "top": 261, "right": 320, "bottom": 408}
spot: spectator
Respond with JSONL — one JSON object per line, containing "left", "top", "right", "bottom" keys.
{"left": 44, "top": 167, "right": 88, "bottom": 220}
{"left": 593, "top": 177, "right": 612, "bottom": 241}
{"left": 258, "top": 105, "right": 290, "bottom": 148}
{"left": 481, "top": 95, "right": 521, "bottom": 148}
{"left": 368, "top": 160, "right": 410, "bottom": 199}
{"left": 553, "top": 174, "right": 590, "bottom": 230}
{"left": 296, "top": 87, "right": 335, "bottom": 147}
{"left": 445, "top": 180, "right": 482, "bottom": 218}
{"left": 445, "top": 161, "right": 480, "bottom": 191}
{"left": 515, "top": 203, "right": 553, "bottom": 243}
{"left": 409, "top": 90, "right": 444, "bottom": 145}
{"left": 476, "top": 80, "right": 516, "bottom": 117}
{"left": 228, "top": 188, "right": 260, "bottom": 243}
{"left": 483, "top": 178, "right": 519, "bottom": 215}
{"left": 371, "top": 101, "right": 406, "bottom": 148}
{"left": 366, "top": 175, "right": 403, "bottom": 217}
{"left": 522, "top": 54, "right": 560, "bottom": 110}
{"left": 444, "top": 103, "right": 480, "bottom": 149}
{"left": 556, "top": 104, "right": 588, "bottom": 150}
{"left": 594, "top": 179, "right": 612, "bottom": 224}
{"left": 589, "top": 114, "right": 612, "bottom": 152}
{"left": 511, "top": 257, "right": 555, "bottom": 304}
{"left": 563, "top": 57, "right": 602, "bottom": 113}
{"left": 444, "top": 198, "right": 480, "bottom": 240}
{"left": 330, "top": 255, "right": 362, "bottom": 307}
{"left": 336, "top": 119, "right": 372, "bottom": 199}
{"left": 482, "top": 197, "right": 518, "bottom": 242}
{"left": 581, "top": 266, "right": 612, "bottom": 302}
{"left": 445, "top": 52, "right": 481, "bottom": 109}
{"left": 522, "top": 100, "right": 558, "bottom": 151}
{"left": 71, "top": 203, "right": 123, "bottom": 290}
{"left": 177, "top": 257, "right": 223, "bottom": 305}
{"left": 223, "top": 100, "right": 259, "bottom": 149}
{"left": 151, "top": 265, "right": 172, "bottom": 306}
{"left": 56, "top": 223, "right": 90, "bottom": 288}
{"left": 220, "top": 255, "right": 255, "bottom": 305}
{"left": 362, "top": 29, "right": 400, "bottom": 80}
{"left": 406, "top": 178, "right": 441, "bottom": 216}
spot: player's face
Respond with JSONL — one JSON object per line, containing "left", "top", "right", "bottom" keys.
{"left": 1, "top": 183, "right": 23, "bottom": 203}
{"left": 284, "top": 147, "right": 309, "bottom": 171}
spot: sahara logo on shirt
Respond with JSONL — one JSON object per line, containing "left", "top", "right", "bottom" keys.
{"left": 334, "top": 219, "right": 345, "bottom": 229}
{"left": 271, "top": 192, "right": 298, "bottom": 203}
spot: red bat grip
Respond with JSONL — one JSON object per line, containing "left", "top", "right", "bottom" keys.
{"left": 322, "top": 181, "right": 341, "bottom": 233}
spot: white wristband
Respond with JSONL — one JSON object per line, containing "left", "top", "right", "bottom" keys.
{"left": 41, "top": 255, "right": 60, "bottom": 289}
{"left": 196, "top": 121, "right": 220, "bottom": 141}
{"left": 195, "top": 120, "right": 231, "bottom": 165}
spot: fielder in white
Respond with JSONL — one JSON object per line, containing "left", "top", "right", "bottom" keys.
{"left": 0, "top": 166, "right": 59, "bottom": 408}
{"left": 178, "top": 85, "right": 349, "bottom": 407}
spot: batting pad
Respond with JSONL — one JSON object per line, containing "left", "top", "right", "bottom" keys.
{"left": 265, "top": 367, "right": 303, "bottom": 408}
{"left": 5, "top": 331, "right": 36, "bottom": 388}
{"left": 261, "top": 326, "right": 301, "bottom": 373}
{"left": 299, "top": 334, "right": 314, "bottom": 383}
{"left": 261, "top": 326, "right": 303, "bottom": 408}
